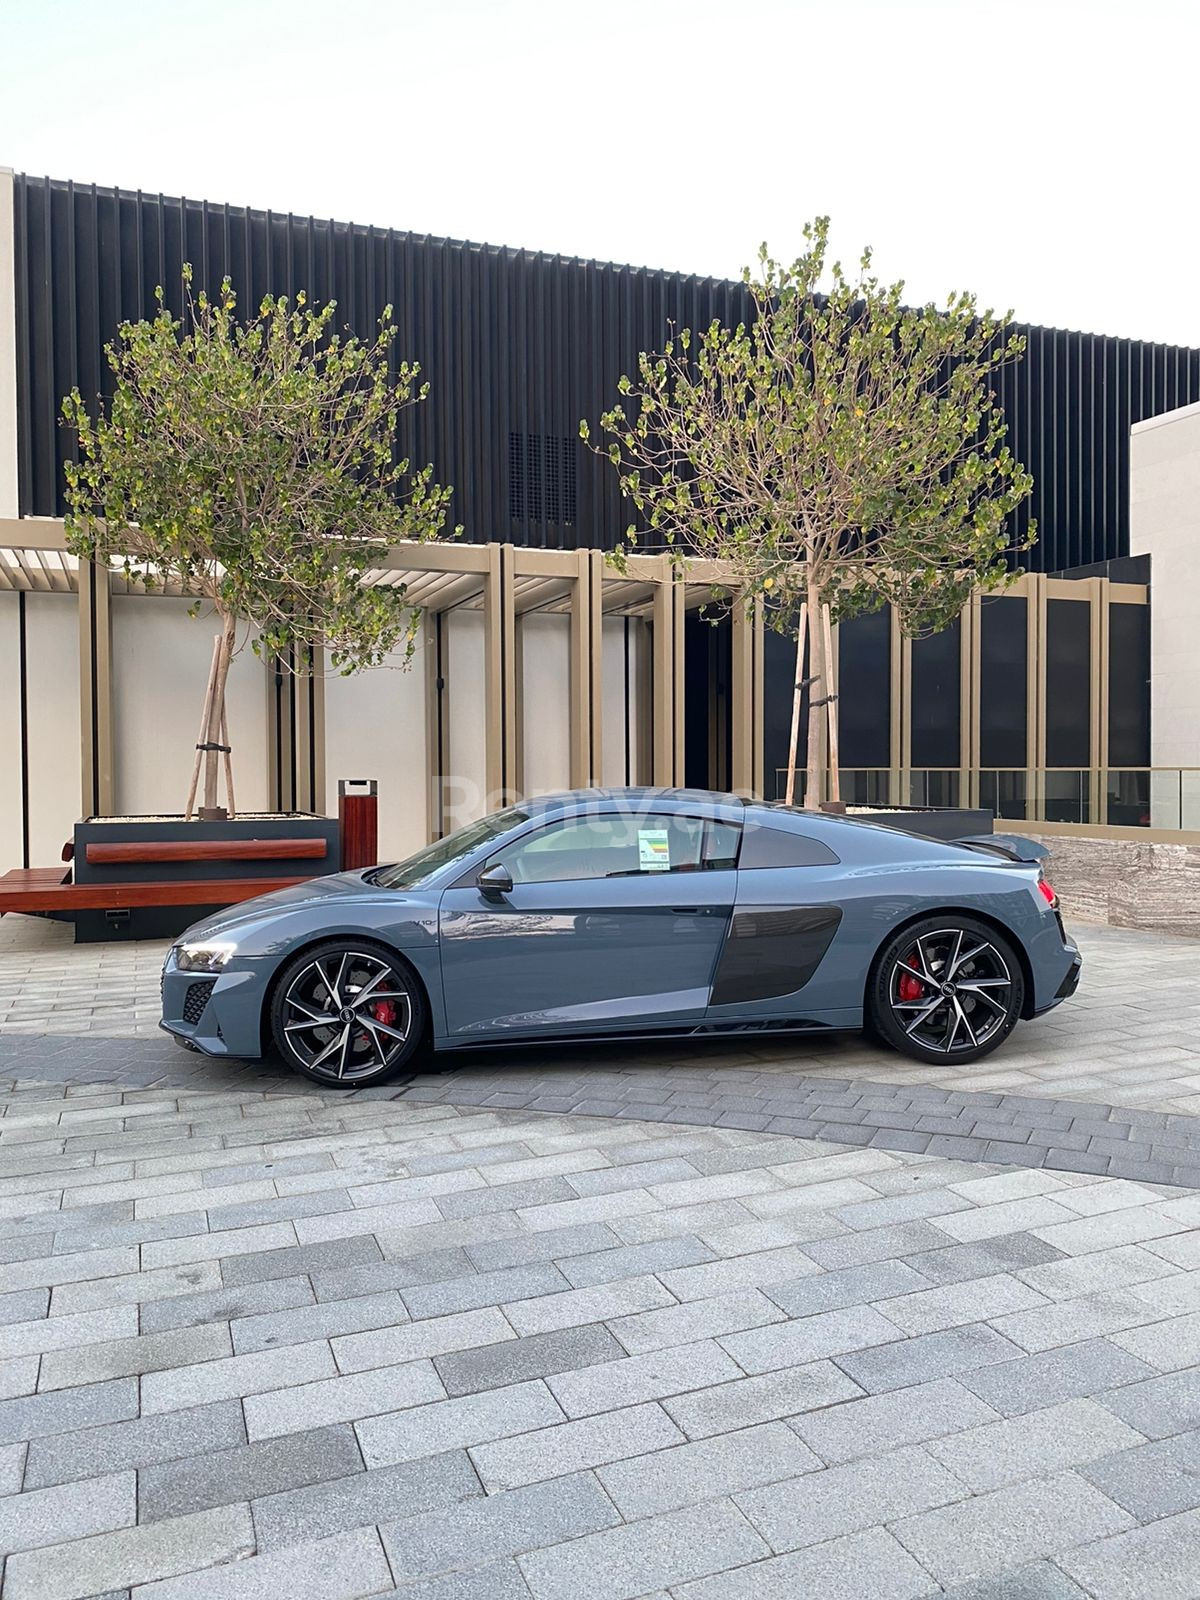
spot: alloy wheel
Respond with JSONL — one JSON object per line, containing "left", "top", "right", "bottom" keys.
{"left": 887, "top": 927, "right": 1014, "bottom": 1056}
{"left": 280, "top": 949, "right": 413, "bottom": 1082}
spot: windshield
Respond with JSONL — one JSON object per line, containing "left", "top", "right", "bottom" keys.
{"left": 372, "top": 808, "right": 529, "bottom": 889}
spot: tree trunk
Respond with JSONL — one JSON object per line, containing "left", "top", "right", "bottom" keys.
{"left": 783, "top": 605, "right": 808, "bottom": 807}
{"left": 200, "top": 612, "right": 237, "bottom": 821}
{"left": 804, "top": 579, "right": 825, "bottom": 810}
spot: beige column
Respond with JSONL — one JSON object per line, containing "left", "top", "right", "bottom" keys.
{"left": 731, "top": 597, "right": 764, "bottom": 797}
{"left": 484, "top": 543, "right": 517, "bottom": 806}
{"left": 77, "top": 559, "right": 114, "bottom": 817}
{"left": 569, "top": 549, "right": 604, "bottom": 789}
{"left": 1026, "top": 573, "right": 1047, "bottom": 821}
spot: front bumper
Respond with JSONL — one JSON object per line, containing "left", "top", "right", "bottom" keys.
{"left": 159, "top": 954, "right": 268, "bottom": 1058}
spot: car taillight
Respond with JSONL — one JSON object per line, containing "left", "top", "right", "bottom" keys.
{"left": 1037, "top": 877, "right": 1058, "bottom": 908}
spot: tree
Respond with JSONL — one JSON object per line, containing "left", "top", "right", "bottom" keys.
{"left": 584, "top": 218, "right": 1035, "bottom": 808}
{"left": 63, "top": 270, "right": 455, "bottom": 819}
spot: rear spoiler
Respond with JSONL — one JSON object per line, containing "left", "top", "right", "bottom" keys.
{"left": 955, "top": 833, "right": 1049, "bottom": 865}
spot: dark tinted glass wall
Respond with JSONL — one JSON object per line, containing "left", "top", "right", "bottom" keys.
{"left": 15, "top": 173, "right": 1200, "bottom": 566}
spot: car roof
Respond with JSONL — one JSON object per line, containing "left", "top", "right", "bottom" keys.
{"left": 516, "top": 788, "right": 841, "bottom": 832}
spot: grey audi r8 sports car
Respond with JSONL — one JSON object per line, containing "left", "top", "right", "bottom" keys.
{"left": 160, "top": 787, "right": 1081, "bottom": 1088}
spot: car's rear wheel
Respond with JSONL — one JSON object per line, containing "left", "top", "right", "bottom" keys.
{"left": 867, "top": 916, "right": 1024, "bottom": 1066}
{"left": 269, "top": 940, "right": 427, "bottom": 1087}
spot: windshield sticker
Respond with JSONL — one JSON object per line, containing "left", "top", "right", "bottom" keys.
{"left": 638, "top": 828, "right": 671, "bottom": 871}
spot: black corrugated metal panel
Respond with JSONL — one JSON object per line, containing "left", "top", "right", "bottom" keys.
{"left": 14, "top": 173, "right": 1200, "bottom": 567}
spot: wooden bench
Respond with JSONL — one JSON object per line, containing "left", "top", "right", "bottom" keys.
{"left": 0, "top": 867, "right": 311, "bottom": 916}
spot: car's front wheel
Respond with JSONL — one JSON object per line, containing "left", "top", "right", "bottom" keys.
{"left": 867, "top": 916, "right": 1024, "bottom": 1066}
{"left": 269, "top": 940, "right": 427, "bottom": 1087}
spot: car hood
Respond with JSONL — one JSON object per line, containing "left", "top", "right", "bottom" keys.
{"left": 178, "top": 870, "right": 376, "bottom": 943}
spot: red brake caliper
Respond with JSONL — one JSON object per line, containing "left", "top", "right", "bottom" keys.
{"left": 371, "top": 1000, "right": 397, "bottom": 1027}
{"left": 898, "top": 956, "right": 924, "bottom": 1003}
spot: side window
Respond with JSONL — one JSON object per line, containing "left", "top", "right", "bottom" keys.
{"left": 493, "top": 814, "right": 740, "bottom": 885}
{"left": 739, "top": 822, "right": 840, "bottom": 869}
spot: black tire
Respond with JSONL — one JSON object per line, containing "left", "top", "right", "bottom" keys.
{"left": 269, "top": 939, "right": 428, "bottom": 1088}
{"left": 867, "top": 916, "right": 1025, "bottom": 1066}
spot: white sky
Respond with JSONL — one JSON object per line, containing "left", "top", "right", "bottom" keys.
{"left": 2, "top": 0, "right": 1197, "bottom": 347}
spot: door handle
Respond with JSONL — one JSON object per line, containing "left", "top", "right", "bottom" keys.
{"left": 672, "top": 906, "right": 707, "bottom": 915}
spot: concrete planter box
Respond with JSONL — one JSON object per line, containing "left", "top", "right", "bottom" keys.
{"left": 71, "top": 813, "right": 340, "bottom": 942}
{"left": 842, "top": 806, "right": 994, "bottom": 841}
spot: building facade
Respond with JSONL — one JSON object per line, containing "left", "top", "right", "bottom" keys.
{"left": 1, "top": 167, "right": 1198, "bottom": 867}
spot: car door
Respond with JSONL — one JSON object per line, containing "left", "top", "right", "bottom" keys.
{"left": 437, "top": 809, "right": 741, "bottom": 1040}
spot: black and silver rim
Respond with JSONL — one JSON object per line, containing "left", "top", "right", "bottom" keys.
{"left": 888, "top": 928, "right": 1013, "bottom": 1055}
{"left": 281, "top": 950, "right": 412, "bottom": 1080}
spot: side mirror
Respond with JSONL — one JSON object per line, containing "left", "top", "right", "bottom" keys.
{"left": 477, "top": 862, "right": 513, "bottom": 900}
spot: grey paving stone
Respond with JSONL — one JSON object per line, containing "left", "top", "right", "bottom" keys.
{"left": 220, "top": 1234, "right": 383, "bottom": 1286}
{"left": 0, "top": 1375, "right": 138, "bottom": 1446}
{"left": 672, "top": 1523, "right": 937, "bottom": 1600}
{"left": 471, "top": 1400, "right": 683, "bottom": 1490}
{"left": 204, "top": 1188, "right": 353, "bottom": 1232}
{"left": 608, "top": 1288, "right": 785, "bottom": 1355}
{"left": 891, "top": 1470, "right": 1134, "bottom": 1587}
{"left": 925, "top": 1397, "right": 1146, "bottom": 1491}
{"left": 804, "top": 1220, "right": 955, "bottom": 1270}
{"left": 597, "top": 1420, "right": 820, "bottom": 1519}
{"left": 0, "top": 1468, "right": 134, "bottom": 1557}
{"left": 739, "top": 1442, "right": 965, "bottom": 1551}
{"left": 331, "top": 1306, "right": 515, "bottom": 1374}
{"left": 252, "top": 1447, "right": 481, "bottom": 1549}
{"left": 356, "top": 1378, "right": 565, "bottom": 1467}
{"left": 931, "top": 1561, "right": 1091, "bottom": 1598}
{"left": 0, "top": 1286, "right": 50, "bottom": 1325}
{"left": 139, "top": 1423, "right": 364, "bottom": 1522}
{"left": 231, "top": 1290, "right": 408, "bottom": 1354}
{"left": 545, "top": 1339, "right": 741, "bottom": 1418}
{"left": 515, "top": 1497, "right": 768, "bottom": 1600}
{"left": 39, "top": 1322, "right": 232, "bottom": 1391}
{"left": 720, "top": 1305, "right": 904, "bottom": 1374}
{"left": 370, "top": 1558, "right": 533, "bottom": 1600}
{"left": 1058, "top": 1505, "right": 1200, "bottom": 1599}
{"left": 556, "top": 1234, "right": 714, "bottom": 1287}
{"left": 139, "top": 1338, "right": 337, "bottom": 1413}
{"left": 503, "top": 1273, "right": 676, "bottom": 1336}
{"left": 131, "top": 1526, "right": 393, "bottom": 1600}
{"left": 663, "top": 1360, "right": 864, "bottom": 1439}
{"left": 434, "top": 1323, "right": 623, "bottom": 1397}
{"left": 402, "top": 1263, "right": 569, "bottom": 1321}
{"left": 763, "top": 1259, "right": 931, "bottom": 1318}
{"left": 309, "top": 1247, "right": 475, "bottom": 1302}
{"left": 789, "top": 1375, "right": 1001, "bottom": 1466}
{"left": 463, "top": 1222, "right": 619, "bottom": 1272}
{"left": 0, "top": 1441, "right": 25, "bottom": 1495}
{"left": 433, "top": 1176, "right": 577, "bottom": 1219}
{"left": 1080, "top": 1428, "right": 1200, "bottom": 1519}
{"left": 834, "top": 1323, "right": 1022, "bottom": 1394}
{"left": 0, "top": 1303, "right": 138, "bottom": 1361}
{"left": 379, "top": 1469, "right": 619, "bottom": 1581}
{"left": 24, "top": 1400, "right": 247, "bottom": 1489}
{"left": 1, "top": 1503, "right": 255, "bottom": 1600}
{"left": 138, "top": 1275, "right": 315, "bottom": 1334}
{"left": 962, "top": 1340, "right": 1158, "bottom": 1417}
{"left": 244, "top": 1357, "right": 448, "bottom": 1440}
{"left": 50, "top": 1260, "right": 223, "bottom": 1316}
{"left": 565, "top": 1156, "right": 702, "bottom": 1196}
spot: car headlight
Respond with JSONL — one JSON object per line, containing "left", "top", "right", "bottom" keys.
{"left": 174, "top": 941, "right": 237, "bottom": 973}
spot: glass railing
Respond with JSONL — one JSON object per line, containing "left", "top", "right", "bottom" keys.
{"left": 772, "top": 768, "right": 1200, "bottom": 830}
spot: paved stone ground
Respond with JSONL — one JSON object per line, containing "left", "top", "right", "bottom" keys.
{"left": 1, "top": 914, "right": 1199, "bottom": 1596}
{"left": 1, "top": 1083, "right": 1200, "bottom": 1597}
{"left": 4, "top": 917, "right": 1200, "bottom": 1114}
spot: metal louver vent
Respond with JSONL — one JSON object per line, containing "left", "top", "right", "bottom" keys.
{"left": 509, "top": 433, "right": 578, "bottom": 525}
